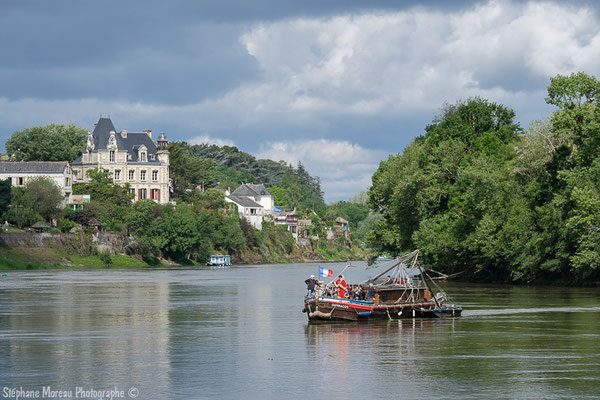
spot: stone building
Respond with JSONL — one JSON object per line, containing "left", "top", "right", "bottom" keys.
{"left": 0, "top": 161, "right": 73, "bottom": 201}
{"left": 71, "top": 117, "right": 170, "bottom": 204}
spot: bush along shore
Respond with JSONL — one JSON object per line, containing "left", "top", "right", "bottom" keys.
{"left": 0, "top": 226, "right": 365, "bottom": 270}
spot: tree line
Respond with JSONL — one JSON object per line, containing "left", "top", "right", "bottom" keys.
{"left": 368, "top": 72, "right": 600, "bottom": 285}
{"left": 1, "top": 122, "right": 366, "bottom": 263}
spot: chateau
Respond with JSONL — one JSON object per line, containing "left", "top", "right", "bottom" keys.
{"left": 72, "top": 117, "right": 170, "bottom": 204}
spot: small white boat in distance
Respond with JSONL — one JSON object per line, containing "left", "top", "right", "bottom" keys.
{"left": 206, "top": 255, "right": 231, "bottom": 267}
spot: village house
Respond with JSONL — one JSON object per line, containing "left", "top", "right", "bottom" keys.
{"left": 0, "top": 161, "right": 73, "bottom": 202}
{"left": 227, "top": 184, "right": 274, "bottom": 215}
{"left": 223, "top": 183, "right": 275, "bottom": 230}
{"left": 225, "top": 195, "right": 264, "bottom": 230}
{"left": 274, "top": 212, "right": 299, "bottom": 237}
{"left": 71, "top": 117, "right": 170, "bottom": 204}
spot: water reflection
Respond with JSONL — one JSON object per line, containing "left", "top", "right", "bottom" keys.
{"left": 0, "top": 268, "right": 599, "bottom": 400}
{"left": 1, "top": 274, "right": 172, "bottom": 398}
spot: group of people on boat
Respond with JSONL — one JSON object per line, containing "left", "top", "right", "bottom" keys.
{"left": 305, "top": 273, "right": 376, "bottom": 301}
{"left": 384, "top": 274, "right": 413, "bottom": 286}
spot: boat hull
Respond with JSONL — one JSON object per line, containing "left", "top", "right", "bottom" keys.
{"left": 303, "top": 297, "right": 462, "bottom": 322}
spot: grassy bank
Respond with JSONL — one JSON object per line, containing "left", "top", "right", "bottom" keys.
{"left": 0, "top": 247, "right": 157, "bottom": 270}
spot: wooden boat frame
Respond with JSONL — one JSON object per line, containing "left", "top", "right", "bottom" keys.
{"left": 303, "top": 250, "right": 462, "bottom": 322}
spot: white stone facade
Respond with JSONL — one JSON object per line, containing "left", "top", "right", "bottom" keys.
{"left": 72, "top": 118, "right": 170, "bottom": 204}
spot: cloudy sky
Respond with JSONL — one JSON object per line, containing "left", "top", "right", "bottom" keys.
{"left": 1, "top": 0, "right": 599, "bottom": 201}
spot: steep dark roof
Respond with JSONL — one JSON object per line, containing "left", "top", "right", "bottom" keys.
{"left": 92, "top": 117, "right": 121, "bottom": 151}
{"left": 0, "top": 161, "right": 67, "bottom": 173}
{"left": 226, "top": 195, "right": 262, "bottom": 208}
{"left": 90, "top": 117, "right": 159, "bottom": 161}
{"left": 231, "top": 183, "right": 272, "bottom": 197}
{"left": 247, "top": 184, "right": 271, "bottom": 196}
{"left": 123, "top": 133, "right": 160, "bottom": 163}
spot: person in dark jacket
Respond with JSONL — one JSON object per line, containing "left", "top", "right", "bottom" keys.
{"left": 305, "top": 275, "right": 321, "bottom": 297}
{"left": 367, "top": 283, "right": 376, "bottom": 301}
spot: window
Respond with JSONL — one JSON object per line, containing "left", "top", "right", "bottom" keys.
{"left": 152, "top": 170, "right": 158, "bottom": 181}
{"left": 18, "top": 177, "right": 24, "bottom": 186}
{"left": 140, "top": 170, "right": 146, "bottom": 181}
{"left": 65, "top": 177, "right": 70, "bottom": 186}
{"left": 114, "top": 170, "right": 120, "bottom": 180}
{"left": 151, "top": 189, "right": 160, "bottom": 201}
{"left": 129, "top": 188, "right": 135, "bottom": 196}
{"left": 139, "top": 188, "right": 147, "bottom": 200}
{"left": 129, "top": 170, "right": 134, "bottom": 180}
{"left": 109, "top": 150, "right": 115, "bottom": 162}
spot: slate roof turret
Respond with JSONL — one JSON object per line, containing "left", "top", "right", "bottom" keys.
{"left": 73, "top": 117, "right": 163, "bottom": 165}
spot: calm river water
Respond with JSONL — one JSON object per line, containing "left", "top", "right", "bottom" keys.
{"left": 1, "top": 262, "right": 599, "bottom": 400}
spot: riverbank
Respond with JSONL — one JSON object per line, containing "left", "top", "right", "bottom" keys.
{"left": 0, "top": 231, "right": 366, "bottom": 269}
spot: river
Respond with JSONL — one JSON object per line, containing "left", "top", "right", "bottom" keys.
{"left": 1, "top": 262, "right": 599, "bottom": 399}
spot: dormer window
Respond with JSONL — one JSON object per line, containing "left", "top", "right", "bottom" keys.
{"left": 109, "top": 150, "right": 115, "bottom": 162}
{"left": 141, "top": 152, "right": 146, "bottom": 162}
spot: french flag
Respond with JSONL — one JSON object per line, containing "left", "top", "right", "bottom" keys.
{"left": 319, "top": 267, "right": 333, "bottom": 277}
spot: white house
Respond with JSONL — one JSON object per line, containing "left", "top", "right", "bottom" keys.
{"left": 225, "top": 195, "right": 264, "bottom": 230}
{"left": 229, "top": 184, "right": 274, "bottom": 215}
{"left": 0, "top": 161, "right": 73, "bottom": 201}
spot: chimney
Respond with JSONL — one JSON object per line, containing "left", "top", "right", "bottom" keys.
{"left": 121, "top": 130, "right": 128, "bottom": 139}
{"left": 143, "top": 130, "right": 152, "bottom": 138}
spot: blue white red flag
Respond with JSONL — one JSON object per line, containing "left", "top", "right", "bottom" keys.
{"left": 319, "top": 267, "right": 333, "bottom": 277}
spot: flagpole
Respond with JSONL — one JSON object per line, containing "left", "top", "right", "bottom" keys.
{"left": 325, "top": 262, "right": 350, "bottom": 286}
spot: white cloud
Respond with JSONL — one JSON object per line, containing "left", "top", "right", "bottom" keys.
{"left": 3, "top": 1, "right": 600, "bottom": 200}
{"left": 4, "top": 2, "right": 598, "bottom": 134}
{"left": 257, "top": 139, "right": 387, "bottom": 201}
{"left": 189, "top": 135, "right": 235, "bottom": 147}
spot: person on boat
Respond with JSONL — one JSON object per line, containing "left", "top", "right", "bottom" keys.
{"left": 367, "top": 283, "right": 375, "bottom": 301}
{"left": 305, "top": 275, "right": 321, "bottom": 298}
{"left": 384, "top": 275, "right": 394, "bottom": 285}
{"left": 355, "top": 285, "right": 365, "bottom": 300}
{"left": 334, "top": 275, "right": 349, "bottom": 298}
{"left": 349, "top": 285, "right": 361, "bottom": 300}
{"left": 348, "top": 285, "right": 356, "bottom": 299}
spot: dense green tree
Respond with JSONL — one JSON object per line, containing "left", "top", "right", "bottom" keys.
{"left": 189, "top": 188, "right": 226, "bottom": 211}
{"left": 72, "top": 168, "right": 133, "bottom": 205}
{"left": 6, "top": 123, "right": 87, "bottom": 163}
{"left": 161, "top": 205, "right": 200, "bottom": 259}
{"left": 325, "top": 201, "right": 369, "bottom": 231}
{"left": 546, "top": 72, "right": 600, "bottom": 167}
{"left": 366, "top": 75, "right": 600, "bottom": 284}
{"left": 0, "top": 178, "right": 11, "bottom": 217}
{"left": 268, "top": 186, "right": 287, "bottom": 206}
{"left": 169, "top": 142, "right": 216, "bottom": 200}
{"left": 368, "top": 97, "right": 523, "bottom": 279}
{"left": 4, "top": 187, "right": 41, "bottom": 228}
{"left": 5, "top": 177, "right": 63, "bottom": 227}
{"left": 188, "top": 142, "right": 325, "bottom": 212}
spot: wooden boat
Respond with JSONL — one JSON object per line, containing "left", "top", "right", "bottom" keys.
{"left": 303, "top": 250, "right": 462, "bottom": 322}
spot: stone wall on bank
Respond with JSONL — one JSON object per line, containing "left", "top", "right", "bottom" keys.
{"left": 0, "top": 231, "right": 141, "bottom": 255}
